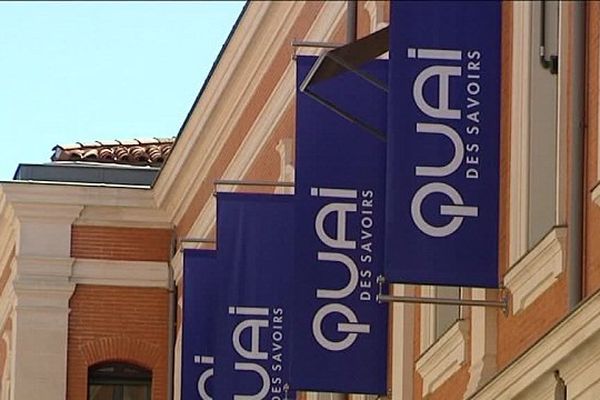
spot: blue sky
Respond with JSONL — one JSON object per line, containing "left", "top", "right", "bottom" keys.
{"left": 0, "top": 1, "right": 244, "bottom": 180}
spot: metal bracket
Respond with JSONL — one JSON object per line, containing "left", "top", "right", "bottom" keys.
{"left": 283, "top": 383, "right": 290, "bottom": 400}
{"left": 300, "top": 52, "right": 387, "bottom": 142}
{"left": 291, "top": 40, "right": 342, "bottom": 49}
{"left": 298, "top": 26, "right": 389, "bottom": 142}
{"left": 376, "top": 276, "right": 510, "bottom": 316}
{"left": 179, "top": 238, "right": 216, "bottom": 244}
{"left": 177, "top": 238, "right": 216, "bottom": 253}
{"left": 214, "top": 179, "right": 294, "bottom": 188}
{"left": 213, "top": 179, "right": 295, "bottom": 197}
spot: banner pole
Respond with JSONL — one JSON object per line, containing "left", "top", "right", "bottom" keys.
{"left": 179, "top": 238, "right": 216, "bottom": 244}
{"left": 283, "top": 383, "right": 290, "bottom": 400}
{"left": 214, "top": 179, "right": 294, "bottom": 188}
{"left": 178, "top": 238, "right": 216, "bottom": 252}
{"left": 376, "top": 276, "right": 509, "bottom": 315}
{"left": 291, "top": 40, "right": 342, "bottom": 49}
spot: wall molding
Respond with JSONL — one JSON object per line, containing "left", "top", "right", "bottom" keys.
{"left": 390, "top": 284, "right": 414, "bottom": 400}
{"left": 465, "top": 289, "right": 497, "bottom": 397}
{"left": 591, "top": 181, "right": 600, "bottom": 208}
{"left": 416, "top": 320, "right": 468, "bottom": 397}
{"left": 503, "top": 226, "right": 566, "bottom": 314}
{"left": 72, "top": 259, "right": 169, "bottom": 289}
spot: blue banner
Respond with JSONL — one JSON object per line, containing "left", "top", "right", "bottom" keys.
{"left": 182, "top": 249, "right": 218, "bottom": 400}
{"left": 386, "top": 1, "right": 501, "bottom": 287}
{"left": 214, "top": 193, "right": 296, "bottom": 400}
{"left": 292, "top": 56, "right": 388, "bottom": 394}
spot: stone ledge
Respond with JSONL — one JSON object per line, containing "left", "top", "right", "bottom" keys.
{"left": 416, "top": 319, "right": 468, "bottom": 397}
{"left": 504, "top": 226, "right": 567, "bottom": 314}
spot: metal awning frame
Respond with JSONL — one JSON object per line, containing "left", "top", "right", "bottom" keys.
{"left": 297, "top": 27, "right": 390, "bottom": 142}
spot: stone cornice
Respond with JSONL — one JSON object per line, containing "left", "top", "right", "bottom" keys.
{"left": 416, "top": 320, "right": 468, "bottom": 396}
{"left": 0, "top": 181, "right": 170, "bottom": 229}
{"left": 0, "top": 181, "right": 154, "bottom": 209}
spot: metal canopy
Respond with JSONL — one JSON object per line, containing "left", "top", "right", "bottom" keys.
{"left": 299, "top": 26, "right": 389, "bottom": 141}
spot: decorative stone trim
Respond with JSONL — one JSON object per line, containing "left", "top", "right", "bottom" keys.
{"left": 419, "top": 285, "right": 436, "bottom": 353}
{"left": 15, "top": 256, "right": 74, "bottom": 280}
{"left": 275, "top": 138, "right": 295, "bottom": 195}
{"left": 591, "top": 181, "right": 600, "bottom": 208}
{"left": 363, "top": 1, "right": 389, "bottom": 32}
{"left": 465, "top": 289, "right": 497, "bottom": 397}
{"left": 71, "top": 259, "right": 169, "bottom": 289}
{"left": 416, "top": 320, "right": 468, "bottom": 397}
{"left": 390, "top": 284, "right": 414, "bottom": 400}
{"left": 503, "top": 226, "right": 567, "bottom": 314}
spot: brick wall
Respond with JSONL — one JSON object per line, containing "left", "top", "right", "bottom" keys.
{"left": 71, "top": 225, "right": 172, "bottom": 262}
{"left": 67, "top": 285, "right": 170, "bottom": 400}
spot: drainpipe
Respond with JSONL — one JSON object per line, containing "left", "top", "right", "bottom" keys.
{"left": 347, "top": 0, "right": 357, "bottom": 43}
{"left": 567, "top": 1, "right": 585, "bottom": 310}
{"left": 167, "top": 235, "right": 177, "bottom": 399}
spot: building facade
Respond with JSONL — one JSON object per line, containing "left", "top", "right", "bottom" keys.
{"left": 0, "top": 1, "right": 599, "bottom": 399}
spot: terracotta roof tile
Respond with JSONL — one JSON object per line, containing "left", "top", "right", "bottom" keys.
{"left": 52, "top": 137, "right": 175, "bottom": 166}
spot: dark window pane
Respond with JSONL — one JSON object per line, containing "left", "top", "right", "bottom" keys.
{"left": 123, "top": 385, "right": 150, "bottom": 400}
{"left": 89, "top": 384, "right": 117, "bottom": 400}
{"left": 88, "top": 363, "right": 151, "bottom": 400}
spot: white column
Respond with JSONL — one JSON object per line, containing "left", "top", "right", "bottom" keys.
{"left": 275, "top": 138, "right": 295, "bottom": 195}
{"left": 465, "top": 288, "right": 497, "bottom": 397}
{"left": 11, "top": 279, "right": 74, "bottom": 400}
{"left": 9, "top": 204, "right": 81, "bottom": 400}
{"left": 317, "top": 394, "right": 345, "bottom": 400}
{"left": 173, "top": 295, "right": 183, "bottom": 400}
{"left": 2, "top": 329, "right": 10, "bottom": 400}
{"left": 390, "top": 284, "right": 414, "bottom": 400}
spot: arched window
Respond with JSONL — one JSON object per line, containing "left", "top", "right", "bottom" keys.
{"left": 88, "top": 362, "right": 151, "bottom": 400}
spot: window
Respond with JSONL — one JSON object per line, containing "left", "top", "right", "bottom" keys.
{"left": 504, "top": 0, "right": 572, "bottom": 314}
{"left": 88, "top": 363, "right": 151, "bottom": 400}
{"left": 420, "top": 285, "right": 461, "bottom": 352}
{"left": 510, "top": 0, "right": 563, "bottom": 264}
{"left": 416, "top": 286, "right": 467, "bottom": 396}
{"left": 526, "top": 0, "right": 559, "bottom": 249}
{"left": 434, "top": 286, "right": 461, "bottom": 338}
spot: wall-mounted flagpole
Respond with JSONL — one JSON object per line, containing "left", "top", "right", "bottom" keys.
{"left": 179, "top": 238, "right": 216, "bottom": 244}
{"left": 376, "top": 276, "right": 510, "bottom": 315}
{"left": 283, "top": 383, "right": 290, "bottom": 400}
{"left": 291, "top": 40, "right": 342, "bottom": 49}
{"left": 178, "top": 238, "right": 216, "bottom": 253}
{"left": 214, "top": 179, "right": 294, "bottom": 189}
